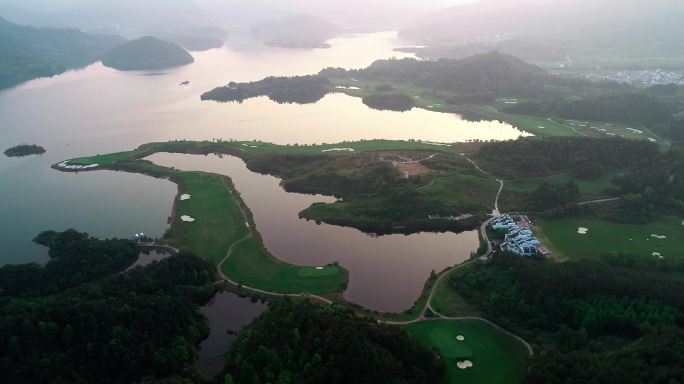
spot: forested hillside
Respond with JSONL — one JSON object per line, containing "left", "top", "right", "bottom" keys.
{"left": 0, "top": 17, "right": 124, "bottom": 89}
{"left": 0, "top": 230, "right": 216, "bottom": 383}
{"left": 452, "top": 254, "right": 684, "bottom": 383}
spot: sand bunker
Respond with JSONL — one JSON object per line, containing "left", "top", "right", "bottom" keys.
{"left": 577, "top": 227, "right": 589, "bottom": 235}
{"left": 653, "top": 252, "right": 664, "bottom": 259}
{"left": 180, "top": 194, "right": 191, "bottom": 201}
{"left": 626, "top": 128, "right": 643, "bottom": 134}
{"left": 537, "top": 126, "right": 545, "bottom": 129}
{"left": 321, "top": 148, "right": 354, "bottom": 152}
{"left": 457, "top": 360, "right": 473, "bottom": 369}
{"left": 456, "top": 335, "right": 465, "bottom": 341}
{"left": 315, "top": 267, "right": 324, "bottom": 270}
{"left": 651, "top": 234, "right": 667, "bottom": 239}
{"left": 180, "top": 215, "right": 195, "bottom": 222}
{"left": 335, "top": 86, "right": 361, "bottom": 90}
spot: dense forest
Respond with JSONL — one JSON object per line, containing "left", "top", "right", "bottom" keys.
{"left": 0, "top": 230, "right": 216, "bottom": 383}
{"left": 451, "top": 254, "right": 684, "bottom": 383}
{"left": 101, "top": 36, "right": 194, "bottom": 71}
{"left": 223, "top": 300, "right": 444, "bottom": 384}
{"left": 0, "top": 17, "right": 124, "bottom": 89}
{"left": 201, "top": 76, "right": 332, "bottom": 104}
{"left": 474, "top": 137, "right": 658, "bottom": 179}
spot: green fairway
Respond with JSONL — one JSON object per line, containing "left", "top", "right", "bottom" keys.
{"left": 505, "top": 171, "right": 624, "bottom": 195}
{"left": 67, "top": 151, "right": 137, "bottom": 166}
{"left": 171, "top": 172, "right": 247, "bottom": 263}
{"left": 406, "top": 320, "right": 529, "bottom": 384}
{"left": 60, "top": 146, "right": 351, "bottom": 295}
{"left": 536, "top": 216, "right": 684, "bottom": 260}
{"left": 224, "top": 237, "right": 347, "bottom": 294}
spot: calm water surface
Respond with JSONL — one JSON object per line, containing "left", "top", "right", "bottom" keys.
{"left": 146, "top": 153, "right": 479, "bottom": 312}
{"left": 1, "top": 32, "right": 522, "bottom": 271}
{"left": 198, "top": 291, "right": 267, "bottom": 377}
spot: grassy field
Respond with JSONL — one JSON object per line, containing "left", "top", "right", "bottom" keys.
{"left": 418, "top": 174, "right": 499, "bottom": 213}
{"left": 223, "top": 237, "right": 347, "bottom": 294}
{"left": 170, "top": 172, "right": 248, "bottom": 263}
{"left": 536, "top": 216, "right": 684, "bottom": 260}
{"left": 430, "top": 267, "right": 480, "bottom": 317}
{"left": 61, "top": 147, "right": 350, "bottom": 295}
{"left": 67, "top": 151, "right": 138, "bottom": 166}
{"left": 406, "top": 320, "right": 529, "bottom": 384}
{"left": 505, "top": 171, "right": 624, "bottom": 195}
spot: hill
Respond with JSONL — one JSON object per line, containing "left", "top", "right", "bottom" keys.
{"left": 399, "top": 0, "right": 684, "bottom": 66}
{"left": 330, "top": 52, "right": 549, "bottom": 97}
{"left": 250, "top": 14, "right": 342, "bottom": 48}
{"left": 101, "top": 36, "right": 194, "bottom": 71}
{"left": 0, "top": 17, "right": 124, "bottom": 89}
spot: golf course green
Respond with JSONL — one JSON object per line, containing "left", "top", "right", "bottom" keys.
{"left": 405, "top": 319, "right": 529, "bottom": 384}
{"left": 536, "top": 216, "right": 684, "bottom": 260}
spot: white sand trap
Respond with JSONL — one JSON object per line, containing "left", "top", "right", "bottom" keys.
{"left": 626, "top": 128, "right": 643, "bottom": 134}
{"left": 82, "top": 164, "right": 98, "bottom": 169}
{"left": 315, "top": 267, "right": 325, "bottom": 270}
{"left": 537, "top": 126, "right": 545, "bottom": 129}
{"left": 651, "top": 234, "right": 667, "bottom": 239}
{"left": 180, "top": 194, "right": 191, "bottom": 201}
{"left": 456, "top": 335, "right": 465, "bottom": 341}
{"left": 648, "top": 138, "right": 657, "bottom": 142}
{"left": 457, "top": 360, "right": 473, "bottom": 369}
{"left": 335, "top": 86, "right": 361, "bottom": 90}
{"left": 652, "top": 252, "right": 662, "bottom": 257}
{"left": 180, "top": 215, "right": 195, "bottom": 222}
{"left": 250, "top": 145, "right": 259, "bottom": 148}
{"left": 414, "top": 96, "right": 421, "bottom": 99}
{"left": 322, "top": 148, "right": 355, "bottom": 152}
{"left": 577, "top": 227, "right": 589, "bottom": 235}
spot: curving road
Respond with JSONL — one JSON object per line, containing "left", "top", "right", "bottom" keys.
{"left": 214, "top": 176, "right": 333, "bottom": 304}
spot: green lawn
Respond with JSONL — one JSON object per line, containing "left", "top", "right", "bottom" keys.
{"left": 67, "top": 151, "right": 138, "bottom": 166}
{"left": 60, "top": 147, "right": 350, "bottom": 295}
{"left": 171, "top": 172, "right": 247, "bottom": 264}
{"left": 505, "top": 171, "right": 624, "bottom": 195}
{"left": 536, "top": 216, "right": 684, "bottom": 260}
{"left": 223, "top": 237, "right": 347, "bottom": 294}
{"left": 418, "top": 174, "right": 500, "bottom": 214}
{"left": 406, "top": 320, "right": 529, "bottom": 384}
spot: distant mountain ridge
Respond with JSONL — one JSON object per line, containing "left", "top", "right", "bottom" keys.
{"left": 101, "top": 36, "right": 194, "bottom": 71}
{"left": 250, "top": 14, "right": 342, "bottom": 48}
{"left": 0, "top": 17, "right": 124, "bottom": 89}
{"left": 399, "top": 0, "right": 684, "bottom": 64}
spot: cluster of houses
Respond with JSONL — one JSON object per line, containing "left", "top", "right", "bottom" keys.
{"left": 491, "top": 215, "right": 540, "bottom": 257}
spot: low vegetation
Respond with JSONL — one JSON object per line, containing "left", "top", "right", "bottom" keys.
{"left": 361, "top": 92, "right": 415, "bottom": 111}
{"left": 405, "top": 320, "right": 529, "bottom": 384}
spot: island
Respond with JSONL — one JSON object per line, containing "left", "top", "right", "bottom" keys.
{"left": 4, "top": 144, "right": 46, "bottom": 157}
{"left": 361, "top": 92, "right": 415, "bottom": 112}
{"left": 250, "top": 14, "right": 342, "bottom": 49}
{"left": 201, "top": 75, "right": 332, "bottom": 104}
{"left": 101, "top": 36, "right": 194, "bottom": 71}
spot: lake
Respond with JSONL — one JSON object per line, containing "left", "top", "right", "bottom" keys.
{"left": 0, "top": 32, "right": 523, "bottom": 280}
{"left": 146, "top": 152, "right": 479, "bottom": 312}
